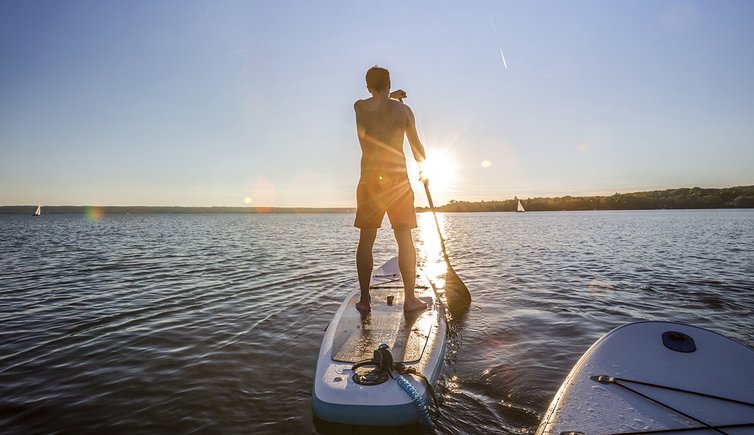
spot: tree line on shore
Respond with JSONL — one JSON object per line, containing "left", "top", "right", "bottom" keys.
{"left": 420, "top": 185, "right": 754, "bottom": 212}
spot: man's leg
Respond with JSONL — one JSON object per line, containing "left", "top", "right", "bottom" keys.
{"left": 394, "top": 228, "right": 427, "bottom": 312}
{"left": 356, "top": 229, "right": 377, "bottom": 314}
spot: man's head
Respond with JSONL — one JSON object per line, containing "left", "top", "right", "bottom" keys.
{"left": 365, "top": 66, "right": 390, "bottom": 93}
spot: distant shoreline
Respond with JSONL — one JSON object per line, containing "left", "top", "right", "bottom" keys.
{"left": 2, "top": 185, "right": 753, "bottom": 214}
{"left": 421, "top": 185, "right": 754, "bottom": 212}
{"left": 0, "top": 206, "right": 355, "bottom": 215}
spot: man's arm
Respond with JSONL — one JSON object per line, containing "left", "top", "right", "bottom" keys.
{"left": 354, "top": 100, "right": 366, "bottom": 140}
{"left": 404, "top": 104, "right": 426, "bottom": 163}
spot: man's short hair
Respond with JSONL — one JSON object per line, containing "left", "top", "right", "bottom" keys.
{"left": 366, "top": 66, "right": 390, "bottom": 92}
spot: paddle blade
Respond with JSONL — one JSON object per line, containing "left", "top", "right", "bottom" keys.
{"left": 444, "top": 264, "right": 471, "bottom": 315}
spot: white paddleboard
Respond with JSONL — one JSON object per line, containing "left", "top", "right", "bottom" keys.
{"left": 537, "top": 321, "right": 754, "bottom": 434}
{"left": 312, "top": 256, "right": 446, "bottom": 426}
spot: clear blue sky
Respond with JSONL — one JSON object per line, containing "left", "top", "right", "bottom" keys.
{"left": 2, "top": 1, "right": 753, "bottom": 207}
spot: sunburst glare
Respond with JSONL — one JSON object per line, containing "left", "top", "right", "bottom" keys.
{"left": 420, "top": 149, "right": 456, "bottom": 191}
{"left": 409, "top": 148, "right": 459, "bottom": 206}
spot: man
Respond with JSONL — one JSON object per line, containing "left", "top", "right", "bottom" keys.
{"left": 353, "top": 66, "right": 427, "bottom": 314}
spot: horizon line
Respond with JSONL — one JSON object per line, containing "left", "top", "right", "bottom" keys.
{"left": 2, "top": 184, "right": 752, "bottom": 210}
{"left": 0, "top": 184, "right": 754, "bottom": 212}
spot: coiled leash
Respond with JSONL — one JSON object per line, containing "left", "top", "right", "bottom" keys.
{"left": 351, "top": 344, "right": 440, "bottom": 430}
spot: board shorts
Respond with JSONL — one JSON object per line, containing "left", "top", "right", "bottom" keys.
{"left": 354, "top": 173, "right": 417, "bottom": 230}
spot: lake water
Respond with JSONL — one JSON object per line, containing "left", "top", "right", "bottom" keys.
{"left": 1, "top": 210, "right": 753, "bottom": 434}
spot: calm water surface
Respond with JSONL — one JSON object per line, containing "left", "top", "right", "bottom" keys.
{"left": 1, "top": 210, "right": 753, "bottom": 434}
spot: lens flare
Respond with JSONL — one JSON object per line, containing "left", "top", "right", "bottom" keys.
{"left": 587, "top": 276, "right": 614, "bottom": 298}
{"left": 84, "top": 206, "right": 104, "bottom": 222}
{"left": 249, "top": 177, "right": 276, "bottom": 212}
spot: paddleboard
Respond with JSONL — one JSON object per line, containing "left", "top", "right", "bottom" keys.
{"left": 537, "top": 321, "right": 754, "bottom": 434}
{"left": 312, "top": 256, "right": 446, "bottom": 426}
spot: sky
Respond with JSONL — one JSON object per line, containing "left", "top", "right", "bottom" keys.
{"left": 1, "top": 0, "right": 753, "bottom": 207}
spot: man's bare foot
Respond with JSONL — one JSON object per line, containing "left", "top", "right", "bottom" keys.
{"left": 355, "top": 298, "right": 371, "bottom": 315}
{"left": 404, "top": 296, "right": 427, "bottom": 313}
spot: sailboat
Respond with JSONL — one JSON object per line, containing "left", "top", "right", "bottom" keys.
{"left": 516, "top": 200, "right": 525, "bottom": 212}
{"left": 33, "top": 204, "right": 41, "bottom": 216}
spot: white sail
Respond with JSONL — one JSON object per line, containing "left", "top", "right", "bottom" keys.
{"left": 34, "top": 205, "right": 41, "bottom": 216}
{"left": 517, "top": 200, "right": 525, "bottom": 212}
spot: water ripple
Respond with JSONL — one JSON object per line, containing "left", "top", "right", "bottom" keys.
{"left": 1, "top": 210, "right": 753, "bottom": 433}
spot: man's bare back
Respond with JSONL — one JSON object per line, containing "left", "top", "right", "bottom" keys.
{"left": 355, "top": 95, "right": 424, "bottom": 178}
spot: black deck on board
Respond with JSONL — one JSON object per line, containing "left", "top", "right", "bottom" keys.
{"left": 331, "top": 288, "right": 436, "bottom": 363}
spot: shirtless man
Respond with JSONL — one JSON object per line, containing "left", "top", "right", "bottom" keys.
{"left": 353, "top": 66, "right": 428, "bottom": 314}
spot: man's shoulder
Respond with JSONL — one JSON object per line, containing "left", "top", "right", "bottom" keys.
{"left": 354, "top": 97, "right": 410, "bottom": 115}
{"left": 395, "top": 100, "right": 413, "bottom": 117}
{"left": 354, "top": 98, "right": 371, "bottom": 108}
{"left": 355, "top": 99, "right": 373, "bottom": 115}
{"left": 388, "top": 99, "right": 406, "bottom": 108}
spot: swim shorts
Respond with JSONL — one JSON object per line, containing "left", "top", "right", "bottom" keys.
{"left": 354, "top": 173, "right": 417, "bottom": 230}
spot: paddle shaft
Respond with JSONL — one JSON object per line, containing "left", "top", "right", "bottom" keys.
{"left": 422, "top": 180, "right": 471, "bottom": 310}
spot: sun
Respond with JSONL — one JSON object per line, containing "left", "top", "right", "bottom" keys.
{"left": 407, "top": 146, "right": 460, "bottom": 206}
{"left": 419, "top": 149, "right": 456, "bottom": 192}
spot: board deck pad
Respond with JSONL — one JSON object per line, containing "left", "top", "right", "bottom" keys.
{"left": 331, "top": 287, "right": 436, "bottom": 363}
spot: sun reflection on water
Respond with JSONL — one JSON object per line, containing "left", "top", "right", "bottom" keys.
{"left": 417, "top": 211, "right": 448, "bottom": 288}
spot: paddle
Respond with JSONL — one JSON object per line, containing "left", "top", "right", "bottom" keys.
{"left": 422, "top": 178, "right": 471, "bottom": 313}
